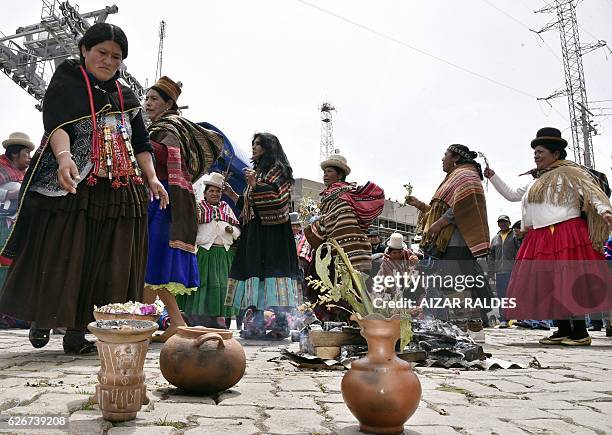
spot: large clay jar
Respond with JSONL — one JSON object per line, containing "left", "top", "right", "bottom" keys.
{"left": 160, "top": 326, "right": 246, "bottom": 395}
{"left": 87, "top": 320, "right": 158, "bottom": 422}
{"left": 341, "top": 315, "right": 421, "bottom": 434}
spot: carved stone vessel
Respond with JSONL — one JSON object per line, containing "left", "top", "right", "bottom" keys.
{"left": 87, "top": 320, "right": 158, "bottom": 422}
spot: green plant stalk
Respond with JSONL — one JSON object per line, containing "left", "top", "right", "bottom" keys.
{"left": 328, "top": 239, "right": 374, "bottom": 314}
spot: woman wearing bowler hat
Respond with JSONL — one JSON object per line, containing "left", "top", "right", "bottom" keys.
{"left": 485, "top": 127, "right": 612, "bottom": 346}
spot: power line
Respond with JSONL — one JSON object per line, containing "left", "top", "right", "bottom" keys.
{"left": 295, "top": 0, "right": 539, "bottom": 100}
{"left": 480, "top": 0, "right": 563, "bottom": 64}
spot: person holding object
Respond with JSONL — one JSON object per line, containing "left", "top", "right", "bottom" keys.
{"left": 484, "top": 127, "right": 612, "bottom": 346}
{"left": 406, "top": 144, "right": 492, "bottom": 338}
{"left": 142, "top": 76, "right": 223, "bottom": 341}
{"left": 0, "top": 23, "right": 168, "bottom": 354}
{"left": 223, "top": 133, "right": 300, "bottom": 339}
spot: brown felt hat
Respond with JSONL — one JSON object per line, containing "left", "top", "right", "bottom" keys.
{"left": 152, "top": 76, "right": 182, "bottom": 102}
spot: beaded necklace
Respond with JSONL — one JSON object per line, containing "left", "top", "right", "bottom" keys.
{"left": 80, "top": 66, "right": 144, "bottom": 189}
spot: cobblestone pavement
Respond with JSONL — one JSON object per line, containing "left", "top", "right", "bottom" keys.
{"left": 0, "top": 327, "right": 611, "bottom": 434}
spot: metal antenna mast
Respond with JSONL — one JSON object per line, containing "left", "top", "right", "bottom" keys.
{"left": 0, "top": 0, "right": 145, "bottom": 109}
{"left": 533, "top": 0, "right": 608, "bottom": 169}
{"left": 155, "top": 20, "right": 166, "bottom": 81}
{"left": 319, "top": 102, "right": 336, "bottom": 161}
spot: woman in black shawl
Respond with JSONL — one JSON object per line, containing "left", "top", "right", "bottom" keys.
{"left": 0, "top": 23, "right": 168, "bottom": 354}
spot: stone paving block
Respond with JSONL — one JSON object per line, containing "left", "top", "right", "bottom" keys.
{"left": 547, "top": 409, "right": 612, "bottom": 431}
{"left": 420, "top": 389, "right": 471, "bottom": 406}
{"left": 276, "top": 376, "right": 319, "bottom": 392}
{"left": 318, "top": 377, "right": 342, "bottom": 393}
{"left": 108, "top": 427, "right": 179, "bottom": 434}
{"left": 316, "top": 393, "right": 345, "bottom": 404}
{"left": 217, "top": 382, "right": 276, "bottom": 406}
{"left": 513, "top": 418, "right": 598, "bottom": 434}
{"left": 478, "top": 398, "right": 586, "bottom": 410}
{"left": 402, "top": 404, "right": 445, "bottom": 426}
{"left": 273, "top": 392, "right": 321, "bottom": 410}
{"left": 323, "top": 402, "right": 357, "bottom": 424}
{"left": 5, "top": 393, "right": 87, "bottom": 415}
{"left": 149, "top": 388, "right": 216, "bottom": 405}
{"left": 66, "top": 410, "right": 113, "bottom": 434}
{"left": 442, "top": 379, "right": 518, "bottom": 397}
{"left": 186, "top": 417, "right": 259, "bottom": 434}
{"left": 265, "top": 408, "right": 327, "bottom": 434}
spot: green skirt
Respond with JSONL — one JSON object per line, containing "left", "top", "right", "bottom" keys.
{"left": 177, "top": 246, "right": 235, "bottom": 317}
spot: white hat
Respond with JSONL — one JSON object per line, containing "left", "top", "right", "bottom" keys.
{"left": 2, "top": 132, "right": 35, "bottom": 151}
{"left": 289, "top": 212, "right": 300, "bottom": 225}
{"left": 386, "top": 233, "right": 407, "bottom": 250}
{"left": 202, "top": 172, "right": 225, "bottom": 189}
{"left": 320, "top": 153, "right": 351, "bottom": 176}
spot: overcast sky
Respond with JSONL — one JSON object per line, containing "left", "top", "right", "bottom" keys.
{"left": 1, "top": 0, "right": 611, "bottom": 232}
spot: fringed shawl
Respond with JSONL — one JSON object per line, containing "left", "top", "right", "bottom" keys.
{"left": 198, "top": 200, "right": 239, "bottom": 226}
{"left": 418, "top": 164, "right": 490, "bottom": 257}
{"left": 148, "top": 113, "right": 223, "bottom": 253}
{"left": 526, "top": 160, "right": 611, "bottom": 250}
{"left": 242, "top": 165, "right": 291, "bottom": 225}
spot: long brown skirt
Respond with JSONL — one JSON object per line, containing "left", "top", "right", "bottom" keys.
{"left": 0, "top": 179, "right": 148, "bottom": 329}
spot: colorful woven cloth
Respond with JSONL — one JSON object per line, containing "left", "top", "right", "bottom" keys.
{"left": 242, "top": 165, "right": 291, "bottom": 225}
{"left": 418, "top": 164, "right": 490, "bottom": 257}
{"left": 0, "top": 156, "right": 25, "bottom": 185}
{"left": 199, "top": 200, "right": 240, "bottom": 225}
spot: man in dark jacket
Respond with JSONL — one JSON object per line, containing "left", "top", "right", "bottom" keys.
{"left": 488, "top": 215, "right": 521, "bottom": 328}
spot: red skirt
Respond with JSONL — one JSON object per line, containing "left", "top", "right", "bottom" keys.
{"left": 504, "top": 217, "right": 611, "bottom": 319}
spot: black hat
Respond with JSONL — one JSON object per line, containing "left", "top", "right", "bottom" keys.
{"left": 530, "top": 127, "right": 567, "bottom": 149}
{"left": 530, "top": 127, "right": 567, "bottom": 159}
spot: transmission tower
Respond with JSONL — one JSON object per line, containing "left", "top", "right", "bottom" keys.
{"left": 0, "top": 0, "right": 145, "bottom": 109}
{"left": 155, "top": 20, "right": 166, "bottom": 81}
{"left": 534, "top": 0, "right": 608, "bottom": 169}
{"left": 319, "top": 102, "right": 336, "bottom": 161}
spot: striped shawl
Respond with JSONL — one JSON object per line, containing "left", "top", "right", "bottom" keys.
{"left": 418, "top": 164, "right": 490, "bottom": 257}
{"left": 242, "top": 165, "right": 291, "bottom": 225}
{"left": 199, "top": 200, "right": 239, "bottom": 226}
{"left": 306, "top": 182, "right": 373, "bottom": 272}
{"left": 148, "top": 113, "right": 223, "bottom": 253}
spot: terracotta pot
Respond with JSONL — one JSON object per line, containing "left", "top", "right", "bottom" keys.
{"left": 93, "top": 311, "right": 160, "bottom": 324}
{"left": 160, "top": 326, "right": 246, "bottom": 395}
{"left": 341, "top": 315, "right": 421, "bottom": 434}
{"left": 87, "top": 320, "right": 158, "bottom": 422}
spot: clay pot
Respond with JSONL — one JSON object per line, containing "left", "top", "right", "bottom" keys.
{"left": 87, "top": 320, "right": 158, "bottom": 422}
{"left": 341, "top": 315, "right": 421, "bottom": 434}
{"left": 160, "top": 326, "right": 246, "bottom": 395}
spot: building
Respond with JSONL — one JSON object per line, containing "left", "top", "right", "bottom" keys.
{"left": 291, "top": 178, "right": 419, "bottom": 244}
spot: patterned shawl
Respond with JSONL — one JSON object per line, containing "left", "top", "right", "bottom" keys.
{"left": 242, "top": 165, "right": 291, "bottom": 225}
{"left": 418, "top": 164, "right": 490, "bottom": 257}
{"left": 199, "top": 200, "right": 239, "bottom": 226}
{"left": 527, "top": 159, "right": 611, "bottom": 250}
{"left": 320, "top": 181, "right": 385, "bottom": 230}
{"left": 148, "top": 113, "right": 223, "bottom": 253}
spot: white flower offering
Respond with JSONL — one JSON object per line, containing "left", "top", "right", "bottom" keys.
{"left": 94, "top": 297, "right": 165, "bottom": 316}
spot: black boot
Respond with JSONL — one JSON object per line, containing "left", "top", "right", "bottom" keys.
{"left": 63, "top": 329, "right": 97, "bottom": 355}
{"left": 29, "top": 323, "right": 50, "bottom": 349}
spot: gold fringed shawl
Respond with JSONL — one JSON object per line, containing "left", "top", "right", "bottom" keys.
{"left": 527, "top": 160, "right": 611, "bottom": 250}
{"left": 418, "top": 164, "right": 490, "bottom": 257}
